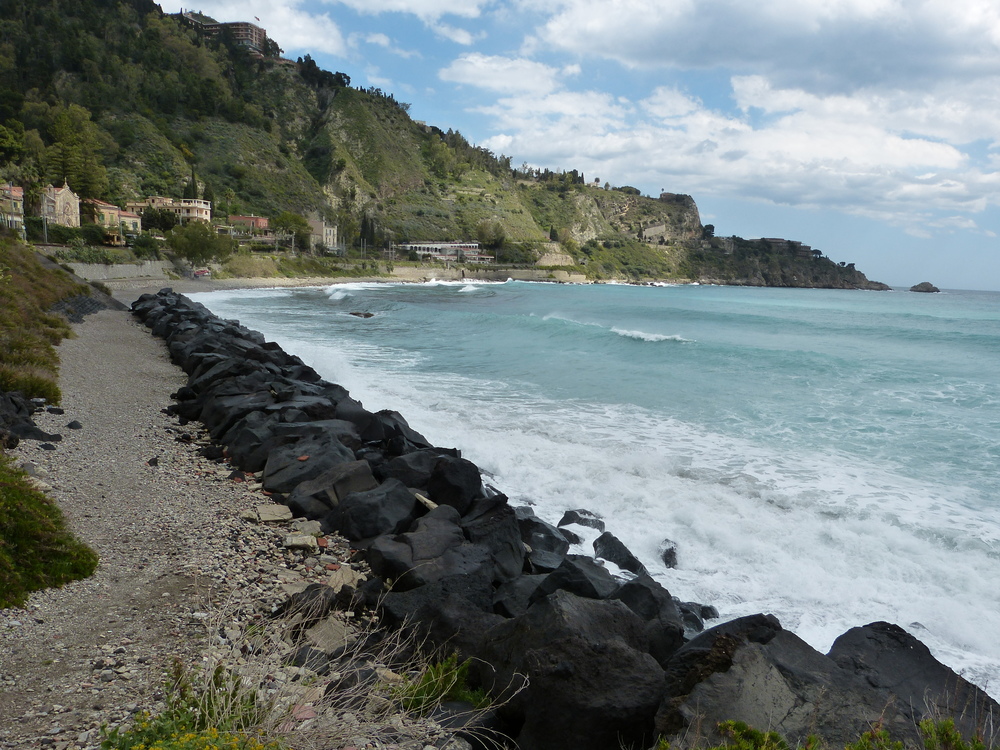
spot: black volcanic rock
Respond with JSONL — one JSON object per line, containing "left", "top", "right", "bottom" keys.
{"left": 910, "top": 281, "right": 941, "bottom": 292}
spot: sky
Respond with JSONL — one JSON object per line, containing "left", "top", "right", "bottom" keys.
{"left": 162, "top": 0, "right": 1000, "bottom": 290}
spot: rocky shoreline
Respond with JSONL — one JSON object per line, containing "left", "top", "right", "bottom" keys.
{"left": 125, "top": 289, "right": 998, "bottom": 750}
{"left": 3, "top": 287, "right": 998, "bottom": 750}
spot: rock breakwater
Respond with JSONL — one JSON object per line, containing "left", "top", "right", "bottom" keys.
{"left": 131, "top": 288, "right": 999, "bottom": 750}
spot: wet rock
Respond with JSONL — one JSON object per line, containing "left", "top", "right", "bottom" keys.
{"left": 593, "top": 531, "right": 649, "bottom": 576}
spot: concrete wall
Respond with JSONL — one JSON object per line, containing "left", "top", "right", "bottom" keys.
{"left": 67, "top": 261, "right": 172, "bottom": 281}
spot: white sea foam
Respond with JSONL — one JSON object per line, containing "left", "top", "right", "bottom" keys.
{"left": 611, "top": 327, "right": 693, "bottom": 342}
{"left": 325, "top": 289, "right": 352, "bottom": 301}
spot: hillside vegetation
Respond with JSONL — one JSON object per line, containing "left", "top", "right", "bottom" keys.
{"left": 0, "top": 0, "right": 887, "bottom": 286}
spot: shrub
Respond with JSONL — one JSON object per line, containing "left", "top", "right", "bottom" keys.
{"left": 0, "top": 454, "right": 99, "bottom": 608}
{"left": 396, "top": 653, "right": 490, "bottom": 714}
{"left": 0, "top": 237, "right": 86, "bottom": 401}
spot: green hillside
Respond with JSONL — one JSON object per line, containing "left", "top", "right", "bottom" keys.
{"left": 0, "top": 0, "right": 887, "bottom": 287}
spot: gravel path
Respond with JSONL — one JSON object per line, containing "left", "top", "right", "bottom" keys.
{"left": 0, "top": 310, "right": 337, "bottom": 748}
{"left": 0, "top": 307, "right": 467, "bottom": 750}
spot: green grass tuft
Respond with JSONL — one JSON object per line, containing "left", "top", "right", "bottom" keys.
{"left": 0, "top": 453, "right": 99, "bottom": 608}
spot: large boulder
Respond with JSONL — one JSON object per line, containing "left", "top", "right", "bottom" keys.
{"left": 322, "top": 478, "right": 421, "bottom": 542}
{"left": 516, "top": 507, "right": 571, "bottom": 572}
{"left": 480, "top": 590, "right": 665, "bottom": 750}
{"left": 367, "top": 505, "right": 494, "bottom": 590}
{"left": 828, "top": 622, "right": 1000, "bottom": 745}
{"left": 655, "top": 616, "right": 1000, "bottom": 749}
{"left": 261, "top": 434, "right": 356, "bottom": 494}
{"left": 426, "top": 455, "right": 483, "bottom": 514}
{"left": 285, "top": 460, "right": 379, "bottom": 520}
{"left": 593, "top": 531, "right": 649, "bottom": 576}
{"left": 529, "top": 554, "right": 620, "bottom": 604}
{"left": 610, "top": 575, "right": 685, "bottom": 666}
{"left": 460, "top": 496, "right": 525, "bottom": 583}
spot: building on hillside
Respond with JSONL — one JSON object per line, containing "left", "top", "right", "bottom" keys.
{"left": 0, "top": 184, "right": 25, "bottom": 238}
{"left": 759, "top": 238, "right": 816, "bottom": 259}
{"left": 307, "top": 218, "right": 337, "bottom": 251}
{"left": 229, "top": 214, "right": 270, "bottom": 231}
{"left": 397, "top": 241, "right": 493, "bottom": 263}
{"left": 41, "top": 184, "right": 80, "bottom": 228}
{"left": 127, "top": 196, "right": 212, "bottom": 224}
{"left": 175, "top": 11, "right": 268, "bottom": 53}
{"left": 86, "top": 199, "right": 142, "bottom": 241}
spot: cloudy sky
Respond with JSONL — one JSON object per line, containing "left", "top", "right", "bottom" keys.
{"left": 162, "top": 0, "right": 1000, "bottom": 289}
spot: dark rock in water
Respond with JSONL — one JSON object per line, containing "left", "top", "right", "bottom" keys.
{"left": 558, "top": 508, "right": 605, "bottom": 532}
{"left": 556, "top": 526, "right": 582, "bottom": 545}
{"left": 516, "top": 507, "right": 571, "bottom": 573}
{"left": 593, "top": 531, "right": 649, "bottom": 576}
{"left": 676, "top": 601, "right": 706, "bottom": 635}
{"left": 480, "top": 590, "right": 664, "bottom": 750}
{"left": 910, "top": 281, "right": 940, "bottom": 293}
{"left": 658, "top": 538, "right": 679, "bottom": 568}
{"left": 529, "top": 554, "right": 620, "bottom": 604}
{"left": 67, "top": 420, "right": 83, "bottom": 430}
{"left": 322, "top": 478, "right": 420, "bottom": 542}
{"left": 349, "top": 311, "right": 374, "bottom": 318}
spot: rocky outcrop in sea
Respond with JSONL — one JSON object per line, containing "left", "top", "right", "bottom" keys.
{"left": 129, "top": 288, "right": 999, "bottom": 750}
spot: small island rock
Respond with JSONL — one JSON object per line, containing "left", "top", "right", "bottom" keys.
{"left": 910, "top": 281, "right": 940, "bottom": 293}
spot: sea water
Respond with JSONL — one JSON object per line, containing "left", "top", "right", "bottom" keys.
{"left": 189, "top": 281, "right": 1000, "bottom": 697}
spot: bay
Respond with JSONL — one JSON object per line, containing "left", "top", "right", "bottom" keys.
{"left": 191, "top": 281, "right": 1000, "bottom": 696}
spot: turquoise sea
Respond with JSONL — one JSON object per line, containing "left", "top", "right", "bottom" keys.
{"left": 191, "top": 281, "right": 1000, "bottom": 696}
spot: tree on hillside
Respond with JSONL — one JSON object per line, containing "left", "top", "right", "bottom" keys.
{"left": 42, "top": 105, "right": 108, "bottom": 200}
{"left": 141, "top": 207, "right": 178, "bottom": 233}
{"left": 167, "top": 221, "right": 234, "bottom": 266}
{"left": 477, "top": 219, "right": 506, "bottom": 251}
{"left": 272, "top": 211, "right": 311, "bottom": 251}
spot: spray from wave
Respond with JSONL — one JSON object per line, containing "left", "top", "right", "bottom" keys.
{"left": 612, "top": 327, "right": 693, "bottom": 343}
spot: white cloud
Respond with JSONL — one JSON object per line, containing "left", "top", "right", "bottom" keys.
{"left": 429, "top": 22, "right": 481, "bottom": 45}
{"left": 440, "top": 54, "right": 574, "bottom": 96}
{"left": 348, "top": 32, "right": 419, "bottom": 57}
{"left": 529, "top": 0, "right": 1000, "bottom": 91}
{"left": 326, "top": 0, "right": 488, "bottom": 20}
{"left": 456, "top": 63, "right": 1000, "bottom": 234}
